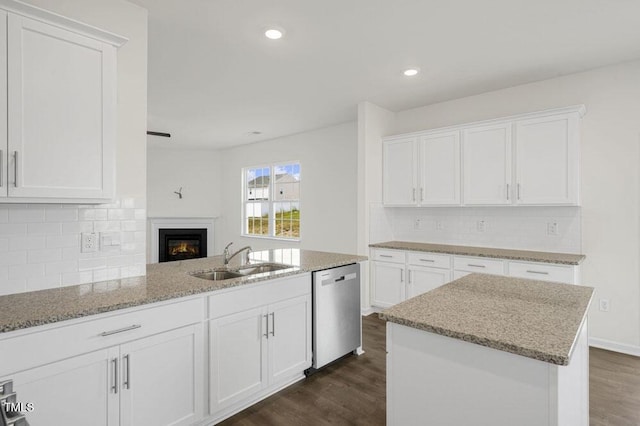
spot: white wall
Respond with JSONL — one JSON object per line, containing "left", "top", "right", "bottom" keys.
{"left": 147, "top": 148, "right": 222, "bottom": 218}
{"left": 0, "top": 0, "right": 148, "bottom": 295}
{"left": 218, "top": 122, "right": 358, "bottom": 254}
{"left": 364, "top": 60, "right": 640, "bottom": 351}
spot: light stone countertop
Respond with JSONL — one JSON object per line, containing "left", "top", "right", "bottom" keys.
{"left": 0, "top": 249, "right": 366, "bottom": 334}
{"left": 370, "top": 241, "right": 585, "bottom": 265}
{"left": 379, "top": 273, "right": 593, "bottom": 365}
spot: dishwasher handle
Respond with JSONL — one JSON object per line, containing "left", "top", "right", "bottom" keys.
{"left": 321, "top": 272, "right": 357, "bottom": 285}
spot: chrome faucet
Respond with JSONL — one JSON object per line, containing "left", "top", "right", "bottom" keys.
{"left": 223, "top": 242, "right": 252, "bottom": 266}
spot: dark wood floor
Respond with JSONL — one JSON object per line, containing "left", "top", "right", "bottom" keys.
{"left": 220, "top": 315, "right": 640, "bottom": 426}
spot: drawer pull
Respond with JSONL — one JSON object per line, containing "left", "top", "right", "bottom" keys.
{"left": 379, "top": 255, "right": 393, "bottom": 258}
{"left": 526, "top": 270, "right": 549, "bottom": 275}
{"left": 100, "top": 324, "right": 142, "bottom": 337}
{"left": 467, "top": 264, "right": 486, "bottom": 268}
{"left": 419, "top": 259, "right": 435, "bottom": 262}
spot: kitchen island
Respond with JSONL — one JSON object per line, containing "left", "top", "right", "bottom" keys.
{"left": 380, "top": 273, "right": 593, "bottom": 426}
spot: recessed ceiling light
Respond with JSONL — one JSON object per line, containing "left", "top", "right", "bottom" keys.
{"left": 265, "top": 28, "right": 284, "bottom": 40}
{"left": 403, "top": 68, "right": 420, "bottom": 77}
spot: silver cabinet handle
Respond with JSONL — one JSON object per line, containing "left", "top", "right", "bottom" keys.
{"left": 412, "top": 188, "right": 416, "bottom": 202}
{"left": 0, "top": 150, "right": 3, "bottom": 188}
{"left": 270, "top": 312, "right": 275, "bottom": 337}
{"left": 506, "top": 183, "right": 510, "bottom": 200}
{"left": 526, "top": 270, "right": 549, "bottom": 275}
{"left": 12, "top": 151, "right": 17, "bottom": 188}
{"left": 420, "top": 188, "right": 424, "bottom": 202}
{"left": 123, "top": 354, "right": 131, "bottom": 389}
{"left": 100, "top": 324, "right": 142, "bottom": 337}
{"left": 111, "top": 358, "right": 118, "bottom": 394}
{"left": 467, "top": 264, "right": 486, "bottom": 268}
{"left": 517, "top": 183, "right": 521, "bottom": 200}
{"left": 263, "top": 314, "right": 269, "bottom": 338}
{"left": 400, "top": 269, "right": 404, "bottom": 283}
{"left": 408, "top": 270, "right": 412, "bottom": 284}
{"left": 379, "top": 254, "right": 393, "bottom": 258}
{"left": 420, "top": 258, "right": 435, "bottom": 263}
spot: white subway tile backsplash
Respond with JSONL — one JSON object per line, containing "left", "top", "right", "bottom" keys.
{"left": 0, "top": 223, "right": 27, "bottom": 236}
{"left": 45, "top": 208, "right": 79, "bottom": 222}
{"left": 386, "top": 206, "right": 581, "bottom": 253}
{"left": 28, "top": 222, "right": 62, "bottom": 235}
{"left": 0, "top": 198, "right": 146, "bottom": 295}
{"left": 10, "top": 236, "right": 46, "bottom": 251}
{"left": 8, "top": 208, "right": 45, "bottom": 223}
{"left": 28, "top": 248, "right": 62, "bottom": 264}
{"left": 46, "top": 234, "right": 79, "bottom": 249}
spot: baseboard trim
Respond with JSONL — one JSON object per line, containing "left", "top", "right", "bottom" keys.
{"left": 589, "top": 337, "right": 640, "bottom": 357}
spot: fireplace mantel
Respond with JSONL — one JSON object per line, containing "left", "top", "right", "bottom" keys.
{"left": 148, "top": 217, "right": 216, "bottom": 263}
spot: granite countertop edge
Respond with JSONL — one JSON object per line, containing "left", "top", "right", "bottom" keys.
{"left": 379, "top": 312, "right": 570, "bottom": 365}
{"left": 369, "top": 241, "right": 585, "bottom": 265}
{"left": 0, "top": 250, "right": 367, "bottom": 334}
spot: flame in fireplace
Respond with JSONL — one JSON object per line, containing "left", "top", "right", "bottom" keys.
{"left": 170, "top": 242, "right": 198, "bottom": 256}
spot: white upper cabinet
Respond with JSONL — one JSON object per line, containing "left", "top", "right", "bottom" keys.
{"left": 382, "top": 105, "right": 584, "bottom": 207}
{"left": 419, "top": 131, "right": 460, "bottom": 205}
{"left": 0, "top": 2, "right": 126, "bottom": 203}
{"left": 383, "top": 137, "right": 418, "bottom": 206}
{"left": 515, "top": 112, "right": 580, "bottom": 205}
{"left": 462, "top": 123, "right": 512, "bottom": 205}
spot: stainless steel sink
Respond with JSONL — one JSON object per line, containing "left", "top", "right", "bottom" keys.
{"left": 190, "top": 263, "right": 294, "bottom": 281}
{"left": 191, "top": 270, "right": 244, "bottom": 281}
{"left": 236, "top": 263, "right": 292, "bottom": 275}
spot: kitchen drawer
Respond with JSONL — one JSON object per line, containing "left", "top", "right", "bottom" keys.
{"left": 0, "top": 297, "right": 204, "bottom": 377}
{"left": 508, "top": 261, "right": 575, "bottom": 284}
{"left": 208, "top": 273, "right": 311, "bottom": 319}
{"left": 407, "top": 252, "right": 451, "bottom": 269}
{"left": 453, "top": 256, "right": 505, "bottom": 275}
{"left": 372, "top": 249, "right": 405, "bottom": 264}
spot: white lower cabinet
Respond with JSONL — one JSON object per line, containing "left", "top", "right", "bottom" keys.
{"left": 208, "top": 274, "right": 312, "bottom": 422}
{"left": 407, "top": 266, "right": 451, "bottom": 299}
{"left": 371, "top": 247, "right": 581, "bottom": 309}
{"left": 0, "top": 298, "right": 205, "bottom": 426}
{"left": 371, "top": 260, "right": 405, "bottom": 308}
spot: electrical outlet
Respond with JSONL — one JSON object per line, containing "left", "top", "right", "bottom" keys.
{"left": 547, "top": 222, "right": 559, "bottom": 236}
{"left": 477, "top": 220, "right": 485, "bottom": 233}
{"left": 81, "top": 232, "right": 98, "bottom": 253}
{"left": 435, "top": 221, "right": 444, "bottom": 231}
{"left": 414, "top": 218, "right": 422, "bottom": 230}
{"left": 599, "top": 299, "right": 610, "bottom": 312}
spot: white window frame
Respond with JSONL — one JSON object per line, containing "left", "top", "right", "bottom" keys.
{"left": 242, "top": 162, "right": 301, "bottom": 241}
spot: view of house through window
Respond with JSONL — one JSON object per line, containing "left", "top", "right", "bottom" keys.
{"left": 244, "top": 163, "right": 300, "bottom": 239}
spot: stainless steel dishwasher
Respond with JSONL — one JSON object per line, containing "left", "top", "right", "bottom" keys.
{"left": 310, "top": 263, "right": 361, "bottom": 371}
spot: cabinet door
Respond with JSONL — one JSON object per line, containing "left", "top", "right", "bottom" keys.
{"left": 7, "top": 13, "right": 116, "bottom": 200}
{"left": 383, "top": 137, "right": 418, "bottom": 206}
{"left": 407, "top": 266, "right": 451, "bottom": 299}
{"left": 371, "top": 261, "right": 405, "bottom": 308}
{"left": 515, "top": 113, "right": 579, "bottom": 205}
{"left": 120, "top": 324, "right": 204, "bottom": 426}
{"left": 8, "top": 347, "right": 119, "bottom": 426}
{"left": 209, "top": 306, "right": 268, "bottom": 413}
{"left": 419, "top": 131, "right": 460, "bottom": 205}
{"left": 462, "top": 123, "right": 512, "bottom": 205}
{"left": 0, "top": 11, "right": 6, "bottom": 198}
{"left": 268, "top": 295, "right": 312, "bottom": 385}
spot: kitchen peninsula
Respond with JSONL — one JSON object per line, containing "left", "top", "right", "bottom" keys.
{"left": 380, "top": 273, "right": 593, "bottom": 426}
{"left": 0, "top": 249, "right": 365, "bottom": 426}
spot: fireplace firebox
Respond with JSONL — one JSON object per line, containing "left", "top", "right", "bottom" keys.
{"left": 158, "top": 228, "right": 207, "bottom": 262}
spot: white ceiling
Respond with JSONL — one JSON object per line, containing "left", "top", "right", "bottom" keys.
{"left": 131, "top": 0, "right": 640, "bottom": 149}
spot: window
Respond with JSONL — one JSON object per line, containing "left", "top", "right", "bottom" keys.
{"left": 243, "top": 163, "right": 300, "bottom": 239}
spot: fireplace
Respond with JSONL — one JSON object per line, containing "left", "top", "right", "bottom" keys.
{"left": 158, "top": 228, "right": 207, "bottom": 262}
